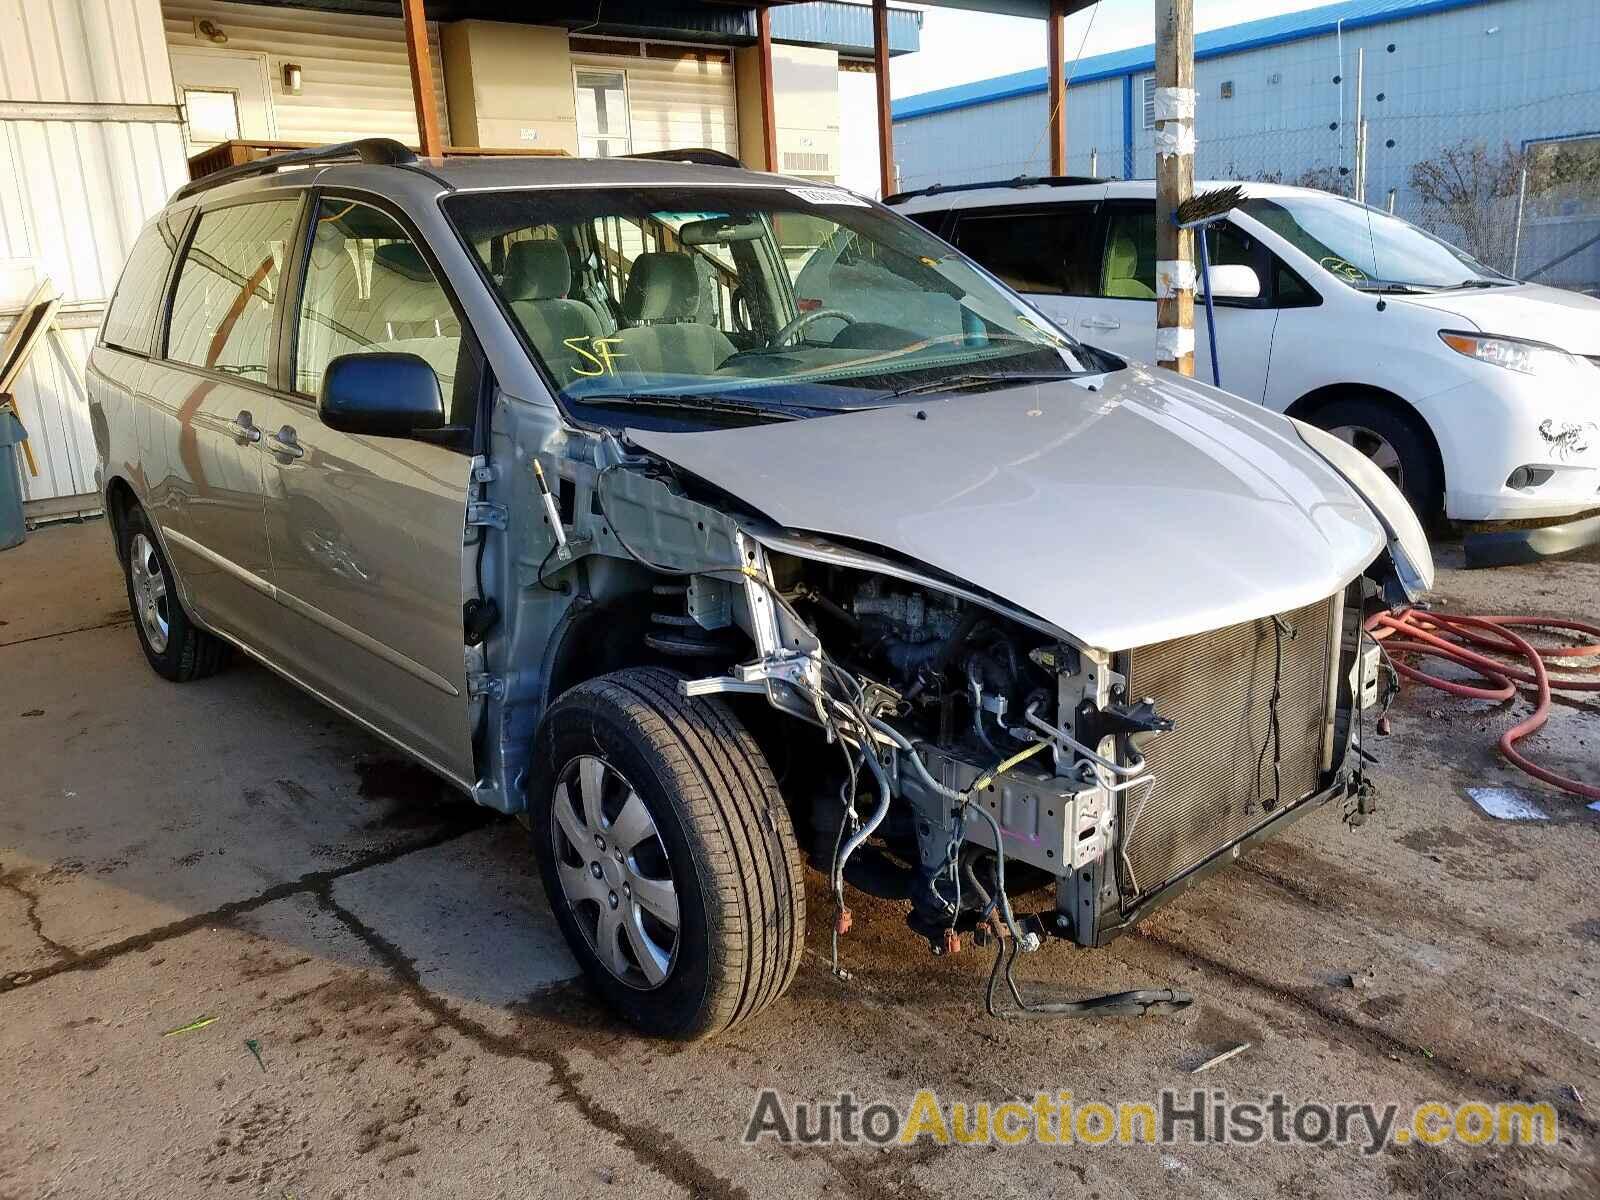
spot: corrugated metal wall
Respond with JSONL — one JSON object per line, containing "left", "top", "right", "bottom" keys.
{"left": 163, "top": 0, "right": 448, "bottom": 145}
{"left": 0, "top": 0, "right": 189, "bottom": 512}
{"left": 0, "top": 0, "right": 175, "bottom": 105}
{"left": 571, "top": 49, "right": 737, "bottom": 158}
{"left": 894, "top": 0, "right": 1600, "bottom": 200}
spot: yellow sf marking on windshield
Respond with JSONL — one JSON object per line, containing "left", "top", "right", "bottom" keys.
{"left": 563, "top": 335, "right": 629, "bottom": 377}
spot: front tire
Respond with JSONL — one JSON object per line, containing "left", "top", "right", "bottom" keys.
{"left": 530, "top": 668, "right": 805, "bottom": 1039}
{"left": 121, "top": 505, "right": 228, "bottom": 681}
{"left": 1313, "top": 395, "right": 1443, "bottom": 524}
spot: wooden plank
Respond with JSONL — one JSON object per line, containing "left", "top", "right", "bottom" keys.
{"left": 756, "top": 6, "right": 778, "bottom": 171}
{"left": 874, "top": 0, "right": 894, "bottom": 198}
{"left": 1154, "top": 0, "right": 1194, "bottom": 375}
{"left": 400, "top": 0, "right": 442, "bottom": 157}
{"left": 1048, "top": 0, "right": 1066, "bottom": 175}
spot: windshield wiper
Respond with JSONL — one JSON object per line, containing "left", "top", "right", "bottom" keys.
{"left": 885, "top": 370, "right": 1086, "bottom": 400}
{"left": 1350, "top": 281, "right": 1435, "bottom": 295}
{"left": 1445, "top": 278, "right": 1509, "bottom": 289}
{"left": 569, "top": 392, "right": 821, "bottom": 422}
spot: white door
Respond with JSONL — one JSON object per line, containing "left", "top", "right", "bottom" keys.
{"left": 169, "top": 48, "right": 275, "bottom": 155}
{"left": 1082, "top": 203, "right": 1282, "bottom": 401}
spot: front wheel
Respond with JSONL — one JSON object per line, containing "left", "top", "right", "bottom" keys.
{"left": 1313, "top": 396, "right": 1443, "bottom": 524}
{"left": 529, "top": 668, "right": 805, "bottom": 1039}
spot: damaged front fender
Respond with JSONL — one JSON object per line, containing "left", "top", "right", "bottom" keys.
{"left": 1293, "top": 419, "right": 1435, "bottom": 603}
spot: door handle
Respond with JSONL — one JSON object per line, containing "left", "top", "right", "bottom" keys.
{"left": 1080, "top": 316, "right": 1122, "bottom": 331}
{"left": 230, "top": 411, "right": 262, "bottom": 443}
{"left": 266, "top": 425, "right": 304, "bottom": 459}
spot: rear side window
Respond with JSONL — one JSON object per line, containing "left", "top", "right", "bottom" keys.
{"left": 101, "top": 213, "right": 183, "bottom": 355}
{"left": 952, "top": 204, "right": 1098, "bottom": 296}
{"left": 166, "top": 199, "right": 302, "bottom": 383}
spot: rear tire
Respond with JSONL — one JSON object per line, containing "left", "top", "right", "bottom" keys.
{"left": 1312, "top": 395, "right": 1443, "bottom": 524}
{"left": 529, "top": 667, "right": 805, "bottom": 1039}
{"left": 121, "top": 505, "right": 229, "bottom": 682}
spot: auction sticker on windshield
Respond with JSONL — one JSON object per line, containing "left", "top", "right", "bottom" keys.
{"left": 788, "top": 186, "right": 871, "bottom": 207}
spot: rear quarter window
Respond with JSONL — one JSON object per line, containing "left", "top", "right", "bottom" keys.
{"left": 100, "top": 212, "right": 184, "bottom": 355}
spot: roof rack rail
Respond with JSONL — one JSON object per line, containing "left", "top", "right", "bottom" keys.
{"left": 624, "top": 147, "right": 744, "bottom": 168}
{"left": 883, "top": 173, "right": 1106, "bottom": 205}
{"left": 171, "top": 138, "right": 418, "bottom": 202}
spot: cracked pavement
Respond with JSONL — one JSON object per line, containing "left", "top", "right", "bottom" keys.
{"left": 2, "top": 520, "right": 1598, "bottom": 1199}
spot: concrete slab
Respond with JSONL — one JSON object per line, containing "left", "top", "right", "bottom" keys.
{"left": 330, "top": 825, "right": 580, "bottom": 1010}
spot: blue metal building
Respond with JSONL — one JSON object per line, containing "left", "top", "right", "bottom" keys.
{"left": 891, "top": 0, "right": 1600, "bottom": 288}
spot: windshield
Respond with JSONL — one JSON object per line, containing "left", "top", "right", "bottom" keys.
{"left": 1240, "top": 194, "right": 1507, "bottom": 292}
{"left": 443, "top": 185, "right": 1096, "bottom": 422}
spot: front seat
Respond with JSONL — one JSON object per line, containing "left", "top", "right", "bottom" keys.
{"left": 502, "top": 241, "right": 603, "bottom": 383}
{"left": 1103, "top": 226, "right": 1155, "bottom": 299}
{"left": 612, "top": 252, "right": 736, "bottom": 378}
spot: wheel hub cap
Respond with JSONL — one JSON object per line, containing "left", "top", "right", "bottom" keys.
{"left": 550, "top": 755, "right": 679, "bottom": 990}
{"left": 1328, "top": 423, "right": 1404, "bottom": 491}
{"left": 129, "top": 533, "right": 170, "bottom": 654}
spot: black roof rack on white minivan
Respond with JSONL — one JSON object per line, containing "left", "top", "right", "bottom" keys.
{"left": 883, "top": 173, "right": 1107, "bottom": 206}
{"left": 171, "top": 138, "right": 418, "bottom": 203}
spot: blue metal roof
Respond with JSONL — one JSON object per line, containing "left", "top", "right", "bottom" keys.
{"left": 774, "top": 3, "right": 923, "bottom": 57}
{"left": 893, "top": 0, "right": 1487, "bottom": 120}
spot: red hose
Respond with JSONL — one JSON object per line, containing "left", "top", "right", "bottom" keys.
{"left": 1364, "top": 608, "right": 1600, "bottom": 801}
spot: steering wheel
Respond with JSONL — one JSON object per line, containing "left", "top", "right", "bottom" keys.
{"left": 768, "top": 307, "right": 855, "bottom": 349}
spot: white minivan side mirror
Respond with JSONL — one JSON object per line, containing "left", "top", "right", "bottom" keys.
{"left": 1203, "top": 264, "right": 1262, "bottom": 300}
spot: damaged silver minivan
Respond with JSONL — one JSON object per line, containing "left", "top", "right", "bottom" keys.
{"left": 90, "top": 141, "right": 1431, "bottom": 1038}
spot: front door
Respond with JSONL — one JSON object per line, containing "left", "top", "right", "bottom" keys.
{"left": 152, "top": 196, "right": 304, "bottom": 645}
{"left": 170, "top": 48, "right": 275, "bottom": 155}
{"left": 1079, "top": 203, "right": 1281, "bottom": 400}
{"left": 254, "top": 195, "right": 476, "bottom": 785}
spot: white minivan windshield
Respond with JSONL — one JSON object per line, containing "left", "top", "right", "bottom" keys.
{"left": 445, "top": 185, "right": 1100, "bottom": 424}
{"left": 1242, "top": 194, "right": 1508, "bottom": 293}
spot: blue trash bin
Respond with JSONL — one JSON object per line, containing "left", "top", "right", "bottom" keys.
{"left": 0, "top": 408, "right": 29, "bottom": 551}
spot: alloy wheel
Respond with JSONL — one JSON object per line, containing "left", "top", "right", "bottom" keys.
{"left": 129, "top": 532, "right": 170, "bottom": 654}
{"left": 1327, "top": 423, "right": 1404, "bottom": 491}
{"left": 550, "top": 755, "right": 680, "bottom": 990}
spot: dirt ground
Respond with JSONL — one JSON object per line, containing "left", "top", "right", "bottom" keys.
{"left": 2, "top": 518, "right": 1597, "bottom": 1199}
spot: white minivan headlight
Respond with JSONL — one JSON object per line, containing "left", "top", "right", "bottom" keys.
{"left": 1438, "top": 330, "right": 1575, "bottom": 376}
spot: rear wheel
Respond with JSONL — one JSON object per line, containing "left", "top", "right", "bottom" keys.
{"left": 121, "top": 505, "right": 228, "bottom": 681}
{"left": 530, "top": 668, "right": 805, "bottom": 1039}
{"left": 1313, "top": 395, "right": 1443, "bottom": 523}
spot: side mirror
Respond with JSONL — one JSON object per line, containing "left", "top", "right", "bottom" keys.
{"left": 318, "top": 353, "right": 444, "bottom": 437}
{"left": 1203, "top": 264, "right": 1262, "bottom": 300}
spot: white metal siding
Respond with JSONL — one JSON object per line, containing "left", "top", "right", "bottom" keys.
{"left": 0, "top": 0, "right": 188, "bottom": 509}
{"left": 0, "top": 120, "right": 189, "bottom": 508}
{"left": 0, "top": 0, "right": 175, "bottom": 105}
{"left": 163, "top": 0, "right": 448, "bottom": 145}
{"left": 571, "top": 51, "right": 737, "bottom": 157}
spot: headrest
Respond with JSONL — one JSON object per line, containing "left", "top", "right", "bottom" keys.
{"left": 503, "top": 240, "right": 573, "bottom": 302}
{"left": 372, "top": 241, "right": 433, "bottom": 282}
{"left": 621, "top": 252, "right": 702, "bottom": 323}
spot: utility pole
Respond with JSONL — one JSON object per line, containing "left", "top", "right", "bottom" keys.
{"left": 1154, "top": 0, "right": 1195, "bottom": 375}
{"left": 1047, "top": 0, "right": 1067, "bottom": 175}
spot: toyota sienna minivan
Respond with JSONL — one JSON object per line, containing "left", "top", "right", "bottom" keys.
{"left": 91, "top": 141, "right": 1429, "bottom": 1037}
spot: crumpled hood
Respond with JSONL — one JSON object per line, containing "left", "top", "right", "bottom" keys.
{"left": 1392, "top": 283, "right": 1600, "bottom": 355}
{"left": 627, "top": 367, "right": 1386, "bottom": 650}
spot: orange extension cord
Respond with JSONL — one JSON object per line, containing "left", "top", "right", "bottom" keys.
{"left": 1364, "top": 609, "right": 1600, "bottom": 801}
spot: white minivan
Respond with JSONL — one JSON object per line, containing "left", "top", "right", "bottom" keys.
{"left": 889, "top": 179, "right": 1600, "bottom": 563}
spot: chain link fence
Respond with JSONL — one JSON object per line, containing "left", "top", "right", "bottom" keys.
{"left": 1204, "top": 94, "right": 1600, "bottom": 296}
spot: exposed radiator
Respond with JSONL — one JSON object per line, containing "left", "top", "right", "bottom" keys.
{"left": 1121, "top": 595, "right": 1338, "bottom": 897}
